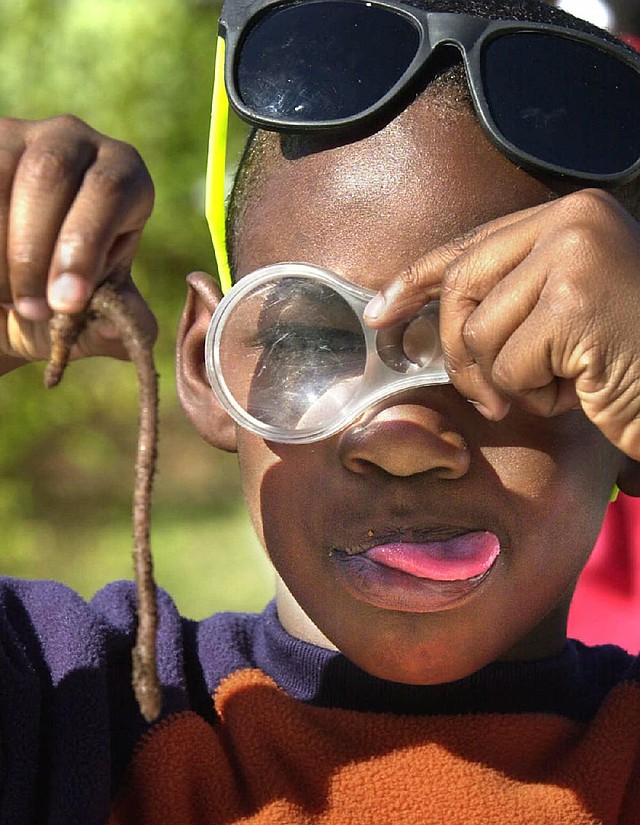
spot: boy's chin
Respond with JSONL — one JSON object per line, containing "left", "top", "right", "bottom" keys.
{"left": 337, "top": 629, "right": 565, "bottom": 686}
{"left": 275, "top": 572, "right": 573, "bottom": 686}
{"left": 338, "top": 639, "right": 502, "bottom": 686}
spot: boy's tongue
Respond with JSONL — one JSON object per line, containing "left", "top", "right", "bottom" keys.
{"left": 364, "top": 531, "right": 500, "bottom": 581}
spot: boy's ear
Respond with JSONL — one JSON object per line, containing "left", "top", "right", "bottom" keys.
{"left": 176, "top": 271, "right": 237, "bottom": 452}
{"left": 616, "top": 456, "right": 640, "bottom": 498}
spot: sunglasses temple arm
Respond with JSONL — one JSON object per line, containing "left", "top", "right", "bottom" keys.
{"left": 206, "top": 36, "right": 233, "bottom": 294}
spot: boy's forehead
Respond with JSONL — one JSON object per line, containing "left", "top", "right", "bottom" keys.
{"left": 235, "top": 92, "right": 556, "bottom": 288}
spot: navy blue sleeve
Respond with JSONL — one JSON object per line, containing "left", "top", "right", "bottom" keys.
{"left": 0, "top": 577, "right": 192, "bottom": 825}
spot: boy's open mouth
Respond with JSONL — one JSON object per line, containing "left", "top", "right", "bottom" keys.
{"left": 332, "top": 530, "right": 501, "bottom": 613}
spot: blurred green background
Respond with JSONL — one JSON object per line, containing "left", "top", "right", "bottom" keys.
{"left": 0, "top": 0, "right": 274, "bottom": 619}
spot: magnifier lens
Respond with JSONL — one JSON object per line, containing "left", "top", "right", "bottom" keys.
{"left": 208, "top": 263, "right": 450, "bottom": 443}
{"left": 217, "top": 276, "right": 367, "bottom": 430}
{"left": 402, "top": 312, "right": 441, "bottom": 367}
{"left": 375, "top": 304, "right": 442, "bottom": 373}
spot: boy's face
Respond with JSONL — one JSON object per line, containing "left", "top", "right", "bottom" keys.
{"left": 213, "top": 90, "right": 624, "bottom": 684}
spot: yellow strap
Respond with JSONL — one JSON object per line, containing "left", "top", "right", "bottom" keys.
{"left": 205, "top": 37, "right": 233, "bottom": 294}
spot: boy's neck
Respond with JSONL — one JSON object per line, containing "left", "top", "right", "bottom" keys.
{"left": 275, "top": 576, "right": 338, "bottom": 650}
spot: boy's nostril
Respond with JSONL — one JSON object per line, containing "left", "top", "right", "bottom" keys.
{"left": 338, "top": 404, "right": 470, "bottom": 479}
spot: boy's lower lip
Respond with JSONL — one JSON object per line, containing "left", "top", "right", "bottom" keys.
{"left": 331, "top": 531, "right": 501, "bottom": 613}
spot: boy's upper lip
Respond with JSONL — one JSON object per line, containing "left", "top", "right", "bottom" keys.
{"left": 340, "top": 524, "right": 504, "bottom": 556}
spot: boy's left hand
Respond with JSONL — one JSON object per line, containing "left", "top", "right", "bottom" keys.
{"left": 364, "top": 189, "right": 640, "bottom": 460}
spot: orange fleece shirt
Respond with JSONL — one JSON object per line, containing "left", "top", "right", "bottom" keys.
{"left": 109, "top": 666, "right": 640, "bottom": 824}
{"left": 2, "top": 579, "right": 636, "bottom": 823}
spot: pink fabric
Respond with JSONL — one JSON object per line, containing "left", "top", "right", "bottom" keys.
{"left": 620, "top": 33, "right": 640, "bottom": 51}
{"left": 569, "top": 495, "right": 640, "bottom": 654}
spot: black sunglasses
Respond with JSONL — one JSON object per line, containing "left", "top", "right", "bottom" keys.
{"left": 217, "top": 0, "right": 640, "bottom": 183}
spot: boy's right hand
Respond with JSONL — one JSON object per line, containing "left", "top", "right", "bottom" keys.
{"left": 0, "top": 115, "right": 156, "bottom": 369}
{"left": 364, "top": 189, "right": 640, "bottom": 462}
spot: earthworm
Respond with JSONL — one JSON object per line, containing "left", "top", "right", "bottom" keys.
{"left": 44, "top": 282, "right": 161, "bottom": 722}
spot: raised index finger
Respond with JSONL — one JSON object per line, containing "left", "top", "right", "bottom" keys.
{"left": 363, "top": 201, "right": 550, "bottom": 327}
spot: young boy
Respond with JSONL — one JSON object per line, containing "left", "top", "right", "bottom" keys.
{"left": 2, "top": 0, "right": 640, "bottom": 822}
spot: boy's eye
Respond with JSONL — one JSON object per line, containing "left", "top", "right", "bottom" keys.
{"left": 215, "top": 277, "right": 369, "bottom": 430}
{"left": 246, "top": 322, "right": 367, "bottom": 427}
{"left": 253, "top": 323, "right": 365, "bottom": 364}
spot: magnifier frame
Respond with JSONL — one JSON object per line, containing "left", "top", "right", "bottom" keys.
{"left": 205, "top": 263, "right": 450, "bottom": 444}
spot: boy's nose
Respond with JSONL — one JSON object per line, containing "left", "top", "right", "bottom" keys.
{"left": 337, "top": 403, "right": 470, "bottom": 479}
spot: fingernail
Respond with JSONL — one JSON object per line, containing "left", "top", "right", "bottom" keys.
{"left": 468, "top": 400, "right": 495, "bottom": 420}
{"left": 468, "top": 398, "right": 511, "bottom": 421}
{"left": 15, "top": 297, "right": 50, "bottom": 321}
{"left": 48, "top": 273, "right": 88, "bottom": 311}
{"left": 364, "top": 292, "right": 385, "bottom": 321}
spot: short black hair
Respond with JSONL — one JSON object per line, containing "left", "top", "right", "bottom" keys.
{"left": 226, "top": 0, "right": 638, "bottom": 275}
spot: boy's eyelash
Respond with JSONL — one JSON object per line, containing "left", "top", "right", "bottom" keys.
{"left": 253, "top": 324, "right": 365, "bottom": 354}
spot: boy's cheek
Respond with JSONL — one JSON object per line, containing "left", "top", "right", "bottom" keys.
{"left": 478, "top": 445, "right": 610, "bottom": 515}
{"left": 482, "top": 407, "right": 620, "bottom": 496}
{"left": 236, "top": 434, "right": 273, "bottom": 549}
{"left": 237, "top": 432, "right": 343, "bottom": 573}
{"left": 236, "top": 433, "right": 312, "bottom": 552}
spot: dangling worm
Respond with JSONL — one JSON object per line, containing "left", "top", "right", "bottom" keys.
{"left": 44, "top": 282, "right": 161, "bottom": 723}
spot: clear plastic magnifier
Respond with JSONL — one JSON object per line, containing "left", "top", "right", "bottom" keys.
{"left": 205, "top": 263, "right": 450, "bottom": 444}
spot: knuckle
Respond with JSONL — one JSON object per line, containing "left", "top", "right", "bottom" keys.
{"left": 490, "top": 357, "right": 516, "bottom": 391}
{"left": 441, "top": 340, "right": 468, "bottom": 378}
{"left": 9, "top": 247, "right": 36, "bottom": 270}
{"left": 557, "top": 188, "right": 618, "bottom": 227}
{"left": 46, "top": 113, "right": 89, "bottom": 135}
{"left": 461, "top": 315, "right": 484, "bottom": 354}
{"left": 442, "top": 255, "right": 476, "bottom": 298}
{"left": 399, "top": 263, "right": 424, "bottom": 288}
{"left": 446, "top": 227, "right": 482, "bottom": 258}
{"left": 86, "top": 162, "right": 132, "bottom": 197}
{"left": 20, "top": 146, "right": 76, "bottom": 187}
{"left": 113, "top": 139, "right": 148, "bottom": 174}
{"left": 552, "top": 223, "right": 600, "bottom": 270}
{"left": 7, "top": 253, "right": 45, "bottom": 287}
{"left": 569, "top": 187, "right": 616, "bottom": 210}
{"left": 89, "top": 143, "right": 154, "bottom": 208}
{"left": 516, "top": 390, "right": 557, "bottom": 418}
{"left": 547, "top": 273, "right": 589, "bottom": 316}
{"left": 545, "top": 255, "right": 605, "bottom": 331}
{"left": 57, "top": 227, "right": 97, "bottom": 255}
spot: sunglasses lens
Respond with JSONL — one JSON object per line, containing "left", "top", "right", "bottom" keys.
{"left": 236, "top": 1, "right": 420, "bottom": 122}
{"left": 482, "top": 32, "right": 640, "bottom": 177}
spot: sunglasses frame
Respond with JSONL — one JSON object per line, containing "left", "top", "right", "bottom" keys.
{"left": 221, "top": 1, "right": 640, "bottom": 172}
{"left": 207, "top": 1, "right": 640, "bottom": 290}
